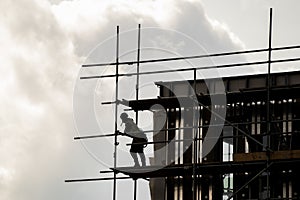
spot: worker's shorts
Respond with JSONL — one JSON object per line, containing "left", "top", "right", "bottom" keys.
{"left": 130, "top": 144, "right": 144, "bottom": 153}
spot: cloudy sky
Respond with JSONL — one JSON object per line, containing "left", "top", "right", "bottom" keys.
{"left": 1, "top": 0, "right": 300, "bottom": 200}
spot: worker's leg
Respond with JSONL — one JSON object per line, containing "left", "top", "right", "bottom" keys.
{"left": 139, "top": 153, "right": 146, "bottom": 167}
{"left": 130, "top": 152, "right": 140, "bottom": 167}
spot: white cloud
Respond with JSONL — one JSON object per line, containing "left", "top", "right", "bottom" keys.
{"left": 207, "top": 17, "right": 246, "bottom": 50}
{"left": 0, "top": 0, "right": 82, "bottom": 199}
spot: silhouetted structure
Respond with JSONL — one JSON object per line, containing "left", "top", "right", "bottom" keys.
{"left": 65, "top": 8, "right": 300, "bottom": 200}
{"left": 124, "top": 70, "right": 300, "bottom": 200}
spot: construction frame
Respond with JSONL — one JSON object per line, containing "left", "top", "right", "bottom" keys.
{"left": 65, "top": 8, "right": 300, "bottom": 200}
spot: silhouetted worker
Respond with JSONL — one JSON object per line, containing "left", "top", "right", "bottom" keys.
{"left": 120, "top": 112, "right": 147, "bottom": 167}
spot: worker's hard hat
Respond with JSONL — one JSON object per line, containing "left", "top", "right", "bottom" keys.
{"left": 120, "top": 112, "right": 128, "bottom": 120}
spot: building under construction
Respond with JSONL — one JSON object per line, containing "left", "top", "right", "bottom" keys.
{"left": 122, "top": 70, "right": 300, "bottom": 200}
{"left": 66, "top": 9, "right": 300, "bottom": 200}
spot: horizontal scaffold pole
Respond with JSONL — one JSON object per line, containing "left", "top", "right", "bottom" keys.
{"left": 81, "top": 45, "right": 300, "bottom": 68}
{"left": 80, "top": 57, "right": 300, "bottom": 80}
{"left": 65, "top": 176, "right": 132, "bottom": 183}
{"left": 74, "top": 133, "right": 116, "bottom": 140}
{"left": 74, "top": 117, "right": 300, "bottom": 141}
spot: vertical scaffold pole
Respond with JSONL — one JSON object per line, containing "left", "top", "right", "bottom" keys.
{"left": 113, "top": 25, "right": 120, "bottom": 200}
{"left": 267, "top": 8, "right": 273, "bottom": 150}
{"left": 193, "top": 68, "right": 198, "bottom": 200}
{"left": 266, "top": 8, "right": 273, "bottom": 199}
{"left": 136, "top": 24, "right": 141, "bottom": 124}
{"left": 134, "top": 24, "right": 141, "bottom": 200}
{"left": 134, "top": 179, "right": 137, "bottom": 200}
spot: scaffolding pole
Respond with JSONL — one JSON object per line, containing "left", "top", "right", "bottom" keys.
{"left": 266, "top": 8, "right": 273, "bottom": 199}
{"left": 65, "top": 176, "right": 132, "bottom": 183}
{"left": 80, "top": 56, "right": 300, "bottom": 80}
{"left": 113, "top": 25, "right": 120, "bottom": 200}
{"left": 136, "top": 24, "right": 141, "bottom": 123}
{"left": 81, "top": 45, "right": 300, "bottom": 68}
{"left": 133, "top": 23, "right": 141, "bottom": 200}
{"left": 73, "top": 118, "right": 300, "bottom": 140}
{"left": 134, "top": 179, "right": 137, "bottom": 200}
{"left": 192, "top": 68, "right": 198, "bottom": 200}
